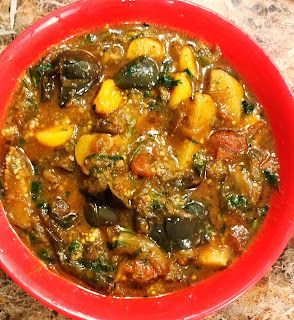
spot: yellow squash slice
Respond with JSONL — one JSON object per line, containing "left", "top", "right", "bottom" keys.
{"left": 168, "top": 72, "right": 192, "bottom": 109}
{"left": 35, "top": 124, "right": 74, "bottom": 147}
{"left": 179, "top": 45, "right": 198, "bottom": 78}
{"left": 208, "top": 69, "right": 244, "bottom": 121}
{"left": 94, "top": 79, "right": 122, "bottom": 115}
{"left": 127, "top": 37, "right": 165, "bottom": 60}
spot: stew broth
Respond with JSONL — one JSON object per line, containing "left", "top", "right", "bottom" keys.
{"left": 0, "top": 23, "right": 279, "bottom": 297}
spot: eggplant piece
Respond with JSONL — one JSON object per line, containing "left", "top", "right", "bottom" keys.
{"left": 31, "top": 59, "right": 59, "bottom": 102}
{"left": 114, "top": 56, "right": 159, "bottom": 90}
{"left": 150, "top": 201, "right": 211, "bottom": 252}
{"left": 150, "top": 217, "right": 200, "bottom": 251}
{"left": 95, "top": 112, "right": 127, "bottom": 135}
{"left": 59, "top": 50, "right": 102, "bottom": 106}
{"left": 166, "top": 217, "right": 199, "bottom": 249}
{"left": 165, "top": 171, "right": 203, "bottom": 189}
{"left": 115, "top": 230, "right": 169, "bottom": 275}
{"left": 150, "top": 224, "right": 169, "bottom": 251}
{"left": 3, "top": 147, "right": 35, "bottom": 229}
{"left": 84, "top": 200, "right": 118, "bottom": 227}
{"left": 47, "top": 225, "right": 114, "bottom": 291}
{"left": 184, "top": 201, "right": 206, "bottom": 216}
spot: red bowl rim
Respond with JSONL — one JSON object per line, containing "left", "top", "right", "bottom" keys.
{"left": 0, "top": 0, "right": 293, "bottom": 319}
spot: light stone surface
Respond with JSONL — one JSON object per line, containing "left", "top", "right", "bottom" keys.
{"left": 0, "top": 0, "right": 293, "bottom": 319}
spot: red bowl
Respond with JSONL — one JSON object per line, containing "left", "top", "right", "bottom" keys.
{"left": 0, "top": 0, "right": 293, "bottom": 319}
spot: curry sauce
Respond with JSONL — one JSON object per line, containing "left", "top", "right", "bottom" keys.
{"left": 0, "top": 23, "right": 279, "bottom": 297}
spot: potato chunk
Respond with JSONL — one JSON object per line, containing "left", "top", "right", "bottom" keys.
{"left": 198, "top": 244, "right": 231, "bottom": 267}
{"left": 127, "top": 37, "right": 164, "bottom": 60}
{"left": 168, "top": 72, "right": 192, "bottom": 109}
{"left": 75, "top": 133, "right": 116, "bottom": 174}
{"left": 35, "top": 124, "right": 74, "bottom": 147}
{"left": 208, "top": 69, "right": 243, "bottom": 121}
{"left": 179, "top": 93, "right": 216, "bottom": 141}
{"left": 75, "top": 134, "right": 97, "bottom": 173}
{"left": 4, "top": 147, "right": 34, "bottom": 229}
{"left": 179, "top": 45, "right": 198, "bottom": 78}
{"left": 94, "top": 79, "right": 122, "bottom": 115}
{"left": 187, "top": 93, "right": 216, "bottom": 129}
{"left": 175, "top": 139, "right": 200, "bottom": 168}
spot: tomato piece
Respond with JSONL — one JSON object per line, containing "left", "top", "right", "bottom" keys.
{"left": 92, "top": 134, "right": 114, "bottom": 153}
{"left": 207, "top": 130, "right": 247, "bottom": 161}
{"left": 224, "top": 225, "right": 249, "bottom": 254}
{"left": 130, "top": 152, "right": 154, "bottom": 177}
{"left": 247, "top": 121, "right": 274, "bottom": 151}
{"left": 118, "top": 259, "right": 159, "bottom": 284}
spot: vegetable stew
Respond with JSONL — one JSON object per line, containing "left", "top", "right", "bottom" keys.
{"left": 0, "top": 23, "right": 279, "bottom": 297}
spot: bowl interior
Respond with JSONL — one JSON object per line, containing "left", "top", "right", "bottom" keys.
{"left": 0, "top": 1, "right": 293, "bottom": 319}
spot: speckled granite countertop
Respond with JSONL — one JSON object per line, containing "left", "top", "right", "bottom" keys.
{"left": 0, "top": 0, "right": 293, "bottom": 319}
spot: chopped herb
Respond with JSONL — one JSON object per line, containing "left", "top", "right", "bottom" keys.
{"left": 30, "top": 181, "right": 41, "bottom": 202}
{"left": 127, "top": 116, "right": 136, "bottom": 137}
{"left": 86, "top": 154, "right": 124, "bottom": 162}
{"left": 158, "top": 74, "right": 180, "bottom": 88}
{"left": 143, "top": 90, "right": 151, "bottom": 98}
{"left": 151, "top": 199, "right": 162, "bottom": 211}
{"left": 242, "top": 100, "right": 255, "bottom": 114}
{"left": 58, "top": 214, "right": 78, "bottom": 229}
{"left": 84, "top": 33, "right": 97, "bottom": 43}
{"left": 192, "top": 153, "right": 206, "bottom": 176}
{"left": 37, "top": 248, "right": 54, "bottom": 264}
{"left": 183, "top": 68, "right": 194, "bottom": 78}
{"left": 203, "top": 226, "right": 214, "bottom": 239}
{"left": 17, "top": 137, "right": 25, "bottom": 146}
{"left": 64, "top": 191, "right": 71, "bottom": 198}
{"left": 161, "top": 59, "right": 171, "bottom": 73}
{"left": 257, "top": 205, "right": 269, "bottom": 217}
{"left": 157, "top": 60, "right": 180, "bottom": 88}
{"left": 29, "top": 61, "right": 54, "bottom": 87}
{"left": 109, "top": 240, "right": 118, "bottom": 250}
{"left": 188, "top": 138, "right": 198, "bottom": 144}
{"left": 220, "top": 224, "right": 227, "bottom": 234}
{"left": 32, "top": 162, "right": 40, "bottom": 175}
{"left": 89, "top": 166, "right": 104, "bottom": 175}
{"left": 23, "top": 68, "right": 39, "bottom": 112}
{"left": 131, "top": 137, "right": 155, "bottom": 159}
{"left": 37, "top": 201, "right": 49, "bottom": 214}
{"left": 227, "top": 194, "right": 248, "bottom": 211}
{"left": 28, "top": 68, "right": 40, "bottom": 87}
{"left": 69, "top": 240, "right": 81, "bottom": 253}
{"left": 26, "top": 96, "right": 37, "bottom": 112}
{"left": 263, "top": 170, "right": 279, "bottom": 188}
{"left": 132, "top": 248, "right": 143, "bottom": 258}
{"left": 148, "top": 101, "right": 160, "bottom": 110}
{"left": 82, "top": 257, "right": 115, "bottom": 272}
{"left": 160, "top": 96, "right": 168, "bottom": 109}
{"left": 251, "top": 219, "right": 258, "bottom": 229}
{"left": 36, "top": 62, "right": 54, "bottom": 74}
{"left": 22, "top": 74, "right": 31, "bottom": 88}
{"left": 68, "top": 138, "right": 76, "bottom": 151}
{"left": 28, "top": 231, "right": 39, "bottom": 244}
